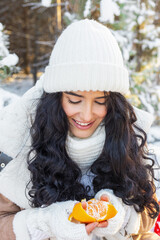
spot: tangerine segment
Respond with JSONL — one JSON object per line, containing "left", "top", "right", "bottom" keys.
{"left": 68, "top": 198, "right": 117, "bottom": 223}
{"left": 86, "top": 199, "right": 108, "bottom": 221}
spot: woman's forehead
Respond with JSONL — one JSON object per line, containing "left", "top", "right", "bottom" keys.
{"left": 64, "top": 90, "right": 107, "bottom": 98}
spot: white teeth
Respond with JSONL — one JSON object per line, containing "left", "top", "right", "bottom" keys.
{"left": 75, "top": 120, "right": 91, "bottom": 126}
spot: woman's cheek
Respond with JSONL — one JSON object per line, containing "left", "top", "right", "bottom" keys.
{"left": 95, "top": 106, "right": 107, "bottom": 118}
{"left": 63, "top": 104, "right": 80, "bottom": 118}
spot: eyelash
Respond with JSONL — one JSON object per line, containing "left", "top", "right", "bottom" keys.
{"left": 68, "top": 99, "right": 81, "bottom": 104}
{"left": 68, "top": 99, "right": 106, "bottom": 105}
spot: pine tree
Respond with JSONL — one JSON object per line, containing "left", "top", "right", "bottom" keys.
{"left": 115, "top": 0, "right": 160, "bottom": 120}
{"left": 0, "top": 23, "right": 18, "bottom": 81}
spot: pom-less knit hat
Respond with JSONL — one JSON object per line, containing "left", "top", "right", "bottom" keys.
{"left": 43, "top": 19, "right": 129, "bottom": 94}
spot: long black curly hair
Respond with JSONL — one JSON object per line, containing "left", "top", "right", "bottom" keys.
{"left": 27, "top": 91, "right": 159, "bottom": 218}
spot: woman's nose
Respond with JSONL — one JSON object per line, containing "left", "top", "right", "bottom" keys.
{"left": 80, "top": 104, "right": 93, "bottom": 122}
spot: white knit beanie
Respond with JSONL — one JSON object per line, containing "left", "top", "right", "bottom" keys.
{"left": 43, "top": 19, "right": 129, "bottom": 94}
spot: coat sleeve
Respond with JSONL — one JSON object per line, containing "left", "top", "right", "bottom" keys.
{"left": 132, "top": 209, "right": 159, "bottom": 240}
{"left": 0, "top": 193, "right": 21, "bottom": 240}
{"left": 132, "top": 194, "right": 160, "bottom": 240}
{"left": 0, "top": 193, "right": 51, "bottom": 240}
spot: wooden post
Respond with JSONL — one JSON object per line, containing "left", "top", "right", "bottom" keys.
{"left": 57, "top": 0, "right": 62, "bottom": 31}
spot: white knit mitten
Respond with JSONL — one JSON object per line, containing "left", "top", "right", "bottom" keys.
{"left": 92, "top": 189, "right": 140, "bottom": 239}
{"left": 28, "top": 227, "right": 50, "bottom": 240}
{"left": 13, "top": 200, "right": 91, "bottom": 240}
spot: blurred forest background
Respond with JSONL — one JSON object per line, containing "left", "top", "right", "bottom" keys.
{"left": 0, "top": 0, "right": 160, "bottom": 227}
{"left": 0, "top": 0, "right": 160, "bottom": 126}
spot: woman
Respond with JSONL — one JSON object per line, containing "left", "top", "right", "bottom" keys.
{"left": 0, "top": 19, "right": 159, "bottom": 240}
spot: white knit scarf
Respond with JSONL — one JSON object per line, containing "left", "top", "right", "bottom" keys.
{"left": 65, "top": 124, "right": 106, "bottom": 174}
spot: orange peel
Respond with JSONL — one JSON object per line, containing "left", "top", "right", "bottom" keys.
{"left": 68, "top": 198, "right": 117, "bottom": 223}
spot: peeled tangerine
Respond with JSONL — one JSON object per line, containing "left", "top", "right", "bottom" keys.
{"left": 68, "top": 198, "right": 117, "bottom": 223}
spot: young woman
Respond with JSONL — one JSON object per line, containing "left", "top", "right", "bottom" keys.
{"left": 0, "top": 19, "right": 159, "bottom": 240}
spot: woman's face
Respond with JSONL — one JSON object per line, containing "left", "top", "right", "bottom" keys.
{"left": 62, "top": 91, "right": 107, "bottom": 138}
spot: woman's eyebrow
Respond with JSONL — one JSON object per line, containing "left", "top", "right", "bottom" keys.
{"left": 65, "top": 92, "right": 107, "bottom": 99}
{"left": 96, "top": 96, "right": 107, "bottom": 99}
{"left": 65, "top": 92, "right": 83, "bottom": 97}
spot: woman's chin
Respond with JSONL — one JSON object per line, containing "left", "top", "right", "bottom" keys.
{"left": 69, "top": 127, "right": 96, "bottom": 139}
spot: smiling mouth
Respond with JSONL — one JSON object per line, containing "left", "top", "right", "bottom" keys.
{"left": 72, "top": 119, "right": 94, "bottom": 126}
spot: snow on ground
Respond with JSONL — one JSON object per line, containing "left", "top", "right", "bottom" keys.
{"left": 0, "top": 77, "right": 33, "bottom": 96}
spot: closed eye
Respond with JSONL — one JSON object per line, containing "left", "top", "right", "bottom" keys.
{"left": 68, "top": 99, "right": 106, "bottom": 105}
{"left": 68, "top": 99, "right": 81, "bottom": 104}
{"left": 95, "top": 101, "right": 106, "bottom": 105}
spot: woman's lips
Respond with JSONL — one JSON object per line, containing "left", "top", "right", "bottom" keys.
{"left": 72, "top": 119, "right": 95, "bottom": 130}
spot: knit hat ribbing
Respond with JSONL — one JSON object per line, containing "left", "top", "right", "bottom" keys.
{"left": 43, "top": 19, "right": 129, "bottom": 94}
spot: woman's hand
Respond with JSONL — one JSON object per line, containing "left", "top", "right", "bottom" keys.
{"left": 82, "top": 194, "right": 109, "bottom": 235}
{"left": 92, "top": 189, "right": 126, "bottom": 237}
{"left": 23, "top": 200, "right": 92, "bottom": 240}
{"left": 85, "top": 221, "right": 108, "bottom": 234}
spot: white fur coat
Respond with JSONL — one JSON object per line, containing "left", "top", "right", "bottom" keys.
{"left": 0, "top": 74, "right": 154, "bottom": 240}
